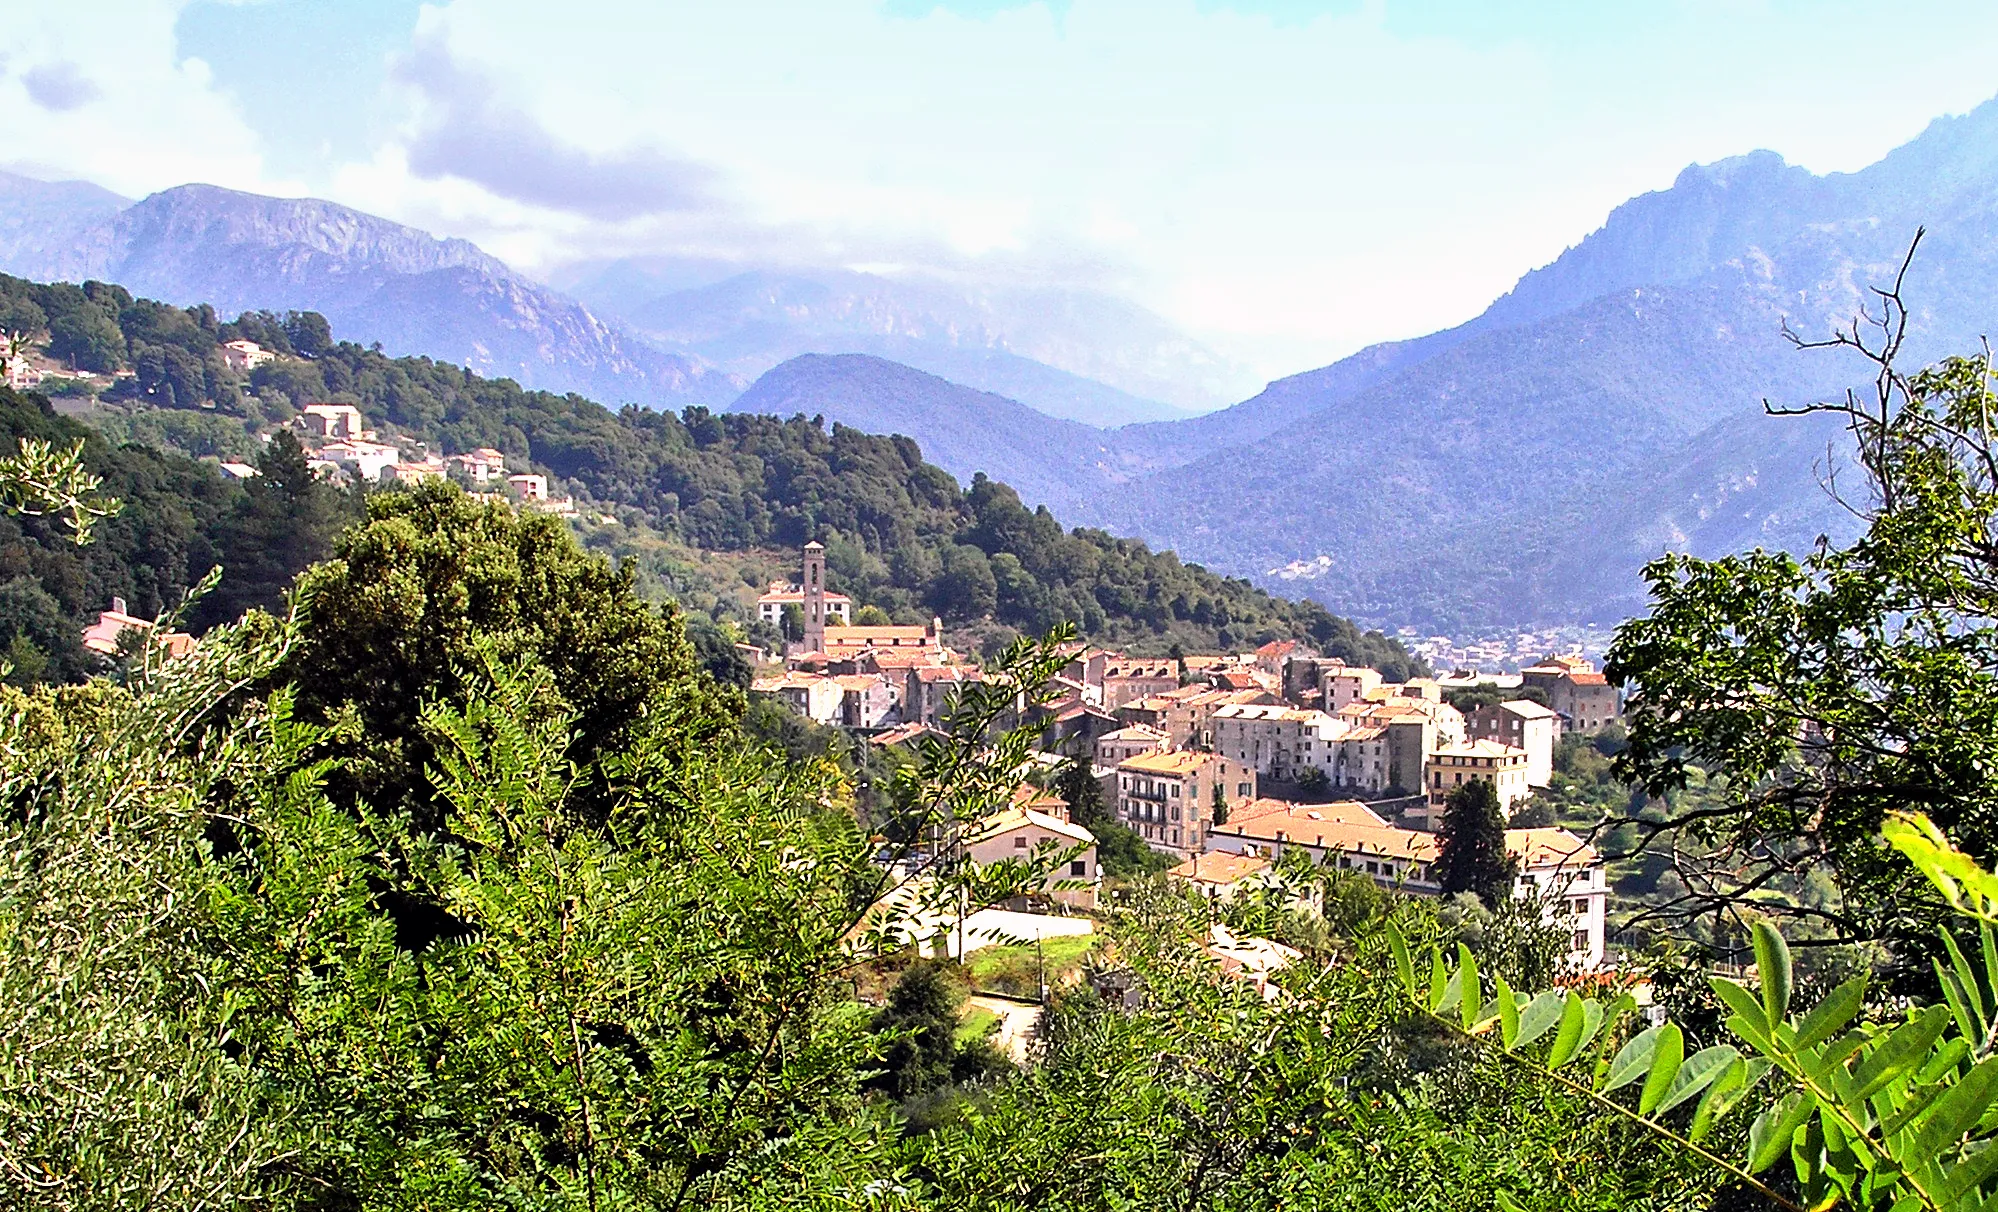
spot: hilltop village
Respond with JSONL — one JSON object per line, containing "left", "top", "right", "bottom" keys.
{"left": 752, "top": 542, "right": 1621, "bottom": 970}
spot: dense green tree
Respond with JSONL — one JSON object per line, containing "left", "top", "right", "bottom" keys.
{"left": 1608, "top": 275, "right": 1998, "bottom": 962}
{"left": 194, "top": 431, "right": 362, "bottom": 630}
{"left": 275, "top": 482, "right": 736, "bottom": 824}
{"left": 866, "top": 962, "right": 968, "bottom": 1101}
{"left": 46, "top": 306, "right": 123, "bottom": 373}
{"left": 1433, "top": 778, "right": 1514, "bottom": 906}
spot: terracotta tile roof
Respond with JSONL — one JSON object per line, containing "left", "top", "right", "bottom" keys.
{"left": 1169, "top": 852, "right": 1272, "bottom": 886}
{"left": 870, "top": 722, "right": 945, "bottom": 747}
{"left": 1506, "top": 827, "right": 1600, "bottom": 869}
{"left": 968, "top": 803, "right": 1096, "bottom": 848}
{"left": 1116, "top": 749, "right": 1218, "bottom": 776}
{"left": 1567, "top": 672, "right": 1610, "bottom": 686}
{"left": 1216, "top": 806, "right": 1438, "bottom": 862}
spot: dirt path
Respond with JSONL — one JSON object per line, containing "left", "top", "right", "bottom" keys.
{"left": 965, "top": 994, "right": 1043, "bottom": 1063}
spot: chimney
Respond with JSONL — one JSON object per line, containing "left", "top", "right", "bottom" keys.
{"left": 111, "top": 596, "right": 127, "bottom": 616}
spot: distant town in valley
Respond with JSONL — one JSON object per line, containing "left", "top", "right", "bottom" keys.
{"left": 749, "top": 541, "right": 1619, "bottom": 971}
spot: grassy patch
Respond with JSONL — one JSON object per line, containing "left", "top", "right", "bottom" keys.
{"left": 965, "top": 934, "right": 1096, "bottom": 998}
{"left": 956, "top": 1005, "right": 999, "bottom": 1046}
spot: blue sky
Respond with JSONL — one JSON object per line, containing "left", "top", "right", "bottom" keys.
{"left": 8, "top": 0, "right": 1998, "bottom": 385}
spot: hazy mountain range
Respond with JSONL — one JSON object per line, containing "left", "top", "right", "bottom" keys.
{"left": 8, "top": 92, "right": 1998, "bottom": 632}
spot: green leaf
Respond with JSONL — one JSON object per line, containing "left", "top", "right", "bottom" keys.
{"left": 1712, "top": 976, "right": 1770, "bottom": 1038}
{"left": 1853, "top": 1007, "right": 1952, "bottom": 1101}
{"left": 1637, "top": 1022, "right": 1686, "bottom": 1115}
{"left": 1748, "top": 1092, "right": 1814, "bottom": 1173}
{"left": 1428, "top": 947, "right": 1449, "bottom": 1013}
{"left": 1940, "top": 1137, "right": 1998, "bottom": 1202}
{"left": 1689, "top": 1057, "right": 1747, "bottom": 1143}
{"left": 1655, "top": 1045, "right": 1741, "bottom": 1115}
{"left": 1753, "top": 921, "right": 1792, "bottom": 1026}
{"left": 1436, "top": 965, "right": 1465, "bottom": 1017}
{"left": 1793, "top": 976, "right": 1867, "bottom": 1051}
{"left": 1458, "top": 943, "right": 1480, "bottom": 1032}
{"left": 1496, "top": 974, "right": 1519, "bottom": 1049}
{"left": 1547, "top": 993, "right": 1590, "bottom": 1069}
{"left": 1604, "top": 1025, "right": 1665, "bottom": 1093}
{"left": 1515, "top": 990, "right": 1567, "bottom": 1051}
{"left": 1912, "top": 1057, "right": 1998, "bottom": 1160}
{"left": 1386, "top": 921, "right": 1415, "bottom": 997}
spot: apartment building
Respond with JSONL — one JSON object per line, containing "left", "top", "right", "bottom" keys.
{"left": 1466, "top": 699, "right": 1560, "bottom": 787}
{"left": 1521, "top": 655, "right": 1621, "bottom": 735}
{"left": 1113, "top": 749, "right": 1256, "bottom": 860}
{"left": 1421, "top": 739, "right": 1533, "bottom": 826}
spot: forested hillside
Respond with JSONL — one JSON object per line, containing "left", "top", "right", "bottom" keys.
{"left": 0, "top": 272, "right": 1418, "bottom": 675}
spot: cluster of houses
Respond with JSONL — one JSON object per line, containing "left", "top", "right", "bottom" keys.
{"left": 748, "top": 542, "right": 984, "bottom": 730}
{"left": 283, "top": 403, "right": 572, "bottom": 512}
{"left": 750, "top": 543, "right": 1626, "bottom": 969}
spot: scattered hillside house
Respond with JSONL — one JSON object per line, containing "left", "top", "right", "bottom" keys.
{"left": 1202, "top": 924, "right": 1300, "bottom": 1000}
{"left": 316, "top": 438, "right": 402, "bottom": 482}
{"left": 1035, "top": 699, "right": 1120, "bottom": 754}
{"left": 1167, "top": 851, "right": 1274, "bottom": 902}
{"left": 1059, "top": 646, "right": 1117, "bottom": 704}
{"left": 750, "top": 671, "right": 844, "bottom": 725}
{"left": 445, "top": 448, "right": 508, "bottom": 484}
{"left": 1521, "top": 655, "right": 1621, "bottom": 735}
{"left": 297, "top": 403, "right": 367, "bottom": 439}
{"left": 81, "top": 597, "right": 195, "bottom": 661}
{"left": 385, "top": 460, "right": 444, "bottom": 487}
{"left": 1209, "top": 799, "right": 1436, "bottom": 886}
{"left": 1422, "top": 739, "right": 1533, "bottom": 826}
{"left": 4, "top": 355, "right": 43, "bottom": 391}
{"left": 870, "top": 721, "right": 946, "bottom": 750}
{"left": 1252, "top": 638, "right": 1302, "bottom": 676}
{"left": 1320, "top": 664, "right": 1384, "bottom": 711}
{"left": 219, "top": 339, "right": 275, "bottom": 372}
{"left": 507, "top": 473, "right": 549, "bottom": 502}
{"left": 217, "top": 461, "right": 260, "bottom": 480}
{"left": 1467, "top": 699, "right": 1560, "bottom": 786}
{"left": 1116, "top": 686, "right": 1275, "bottom": 749}
{"left": 1207, "top": 802, "right": 1608, "bottom": 968}
{"left": 962, "top": 787, "right": 1100, "bottom": 910}
{"left": 1101, "top": 657, "right": 1179, "bottom": 710}
{"left": 1113, "top": 749, "right": 1256, "bottom": 861}
{"left": 1095, "top": 723, "right": 1168, "bottom": 767}
{"left": 756, "top": 580, "right": 852, "bottom": 627}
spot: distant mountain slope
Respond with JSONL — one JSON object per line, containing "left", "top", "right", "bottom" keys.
{"left": 0, "top": 180, "right": 738, "bottom": 408}
{"left": 1076, "top": 94, "right": 1998, "bottom": 630}
{"left": 0, "top": 171, "right": 129, "bottom": 274}
{"left": 730, "top": 354, "right": 1118, "bottom": 516}
{"left": 559, "top": 259, "right": 1248, "bottom": 424}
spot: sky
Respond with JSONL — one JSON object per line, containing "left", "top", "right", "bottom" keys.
{"left": 7, "top": 0, "right": 1998, "bottom": 388}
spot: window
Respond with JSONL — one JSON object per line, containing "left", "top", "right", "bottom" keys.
{"left": 1171, "top": 807, "right": 1181, "bottom": 822}
{"left": 1572, "top": 929, "right": 1590, "bottom": 952}
{"left": 1014, "top": 836, "right": 1028, "bottom": 850}
{"left": 1172, "top": 829, "right": 1181, "bottom": 845}
{"left": 1237, "top": 782, "right": 1252, "bottom": 796}
{"left": 1366, "top": 861, "right": 1380, "bottom": 875}
{"left": 1070, "top": 860, "right": 1087, "bottom": 877}
{"left": 1570, "top": 898, "right": 1589, "bottom": 917}
{"left": 1170, "top": 784, "right": 1180, "bottom": 797}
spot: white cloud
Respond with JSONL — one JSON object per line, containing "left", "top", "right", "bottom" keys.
{"left": 13, "top": 0, "right": 1998, "bottom": 385}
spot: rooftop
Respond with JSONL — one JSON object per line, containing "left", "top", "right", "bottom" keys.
{"left": 1168, "top": 852, "right": 1272, "bottom": 886}
{"left": 1506, "top": 827, "right": 1601, "bottom": 869}
{"left": 1116, "top": 749, "right": 1219, "bottom": 776}
{"left": 1432, "top": 739, "right": 1530, "bottom": 761}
